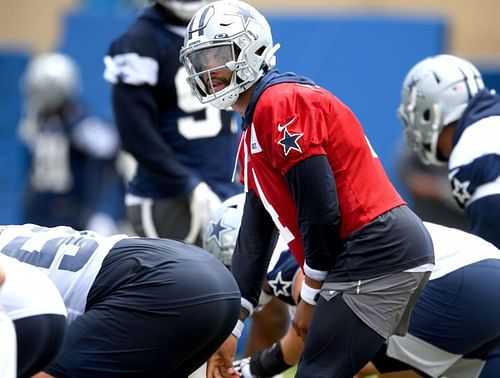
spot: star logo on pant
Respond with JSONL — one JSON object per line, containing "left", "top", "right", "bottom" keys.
{"left": 268, "top": 271, "right": 292, "bottom": 297}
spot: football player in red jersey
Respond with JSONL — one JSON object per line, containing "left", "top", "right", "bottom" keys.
{"left": 180, "top": 1, "right": 435, "bottom": 377}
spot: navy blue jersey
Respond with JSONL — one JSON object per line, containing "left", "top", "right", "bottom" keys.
{"left": 21, "top": 101, "right": 120, "bottom": 230}
{"left": 450, "top": 89, "right": 500, "bottom": 247}
{"left": 104, "top": 5, "right": 242, "bottom": 200}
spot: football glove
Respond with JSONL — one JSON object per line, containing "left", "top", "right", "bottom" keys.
{"left": 185, "top": 181, "right": 221, "bottom": 244}
{"left": 233, "top": 358, "right": 254, "bottom": 378}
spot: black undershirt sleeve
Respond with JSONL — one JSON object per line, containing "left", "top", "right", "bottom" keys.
{"left": 231, "top": 190, "right": 279, "bottom": 308}
{"left": 285, "top": 155, "right": 341, "bottom": 272}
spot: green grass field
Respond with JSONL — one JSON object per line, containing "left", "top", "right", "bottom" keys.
{"left": 283, "top": 365, "right": 296, "bottom": 377}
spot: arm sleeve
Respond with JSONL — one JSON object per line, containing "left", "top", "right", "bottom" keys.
{"left": 285, "top": 155, "right": 341, "bottom": 273}
{"left": 231, "top": 190, "right": 279, "bottom": 308}
{"left": 112, "top": 84, "right": 198, "bottom": 194}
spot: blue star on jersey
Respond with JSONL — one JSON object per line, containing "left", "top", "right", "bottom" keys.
{"left": 278, "top": 129, "right": 303, "bottom": 156}
{"left": 206, "top": 218, "right": 232, "bottom": 247}
{"left": 267, "top": 271, "right": 292, "bottom": 297}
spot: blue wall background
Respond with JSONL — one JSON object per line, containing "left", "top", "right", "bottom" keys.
{"left": 0, "top": 50, "right": 30, "bottom": 224}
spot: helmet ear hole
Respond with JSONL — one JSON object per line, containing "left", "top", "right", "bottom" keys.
{"left": 255, "top": 46, "right": 265, "bottom": 56}
{"left": 422, "top": 109, "right": 431, "bottom": 122}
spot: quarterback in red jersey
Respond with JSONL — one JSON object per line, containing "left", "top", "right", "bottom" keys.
{"left": 180, "top": 1, "right": 435, "bottom": 377}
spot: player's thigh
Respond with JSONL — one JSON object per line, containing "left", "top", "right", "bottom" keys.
{"left": 45, "top": 300, "right": 239, "bottom": 378}
{"left": 297, "top": 294, "right": 385, "bottom": 378}
{"left": 127, "top": 197, "right": 191, "bottom": 239}
{"left": 14, "top": 314, "right": 66, "bottom": 378}
{"left": 410, "top": 259, "right": 500, "bottom": 356}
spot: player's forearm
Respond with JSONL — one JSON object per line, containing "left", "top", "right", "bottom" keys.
{"left": 285, "top": 156, "right": 341, "bottom": 273}
{"left": 232, "top": 191, "right": 279, "bottom": 310}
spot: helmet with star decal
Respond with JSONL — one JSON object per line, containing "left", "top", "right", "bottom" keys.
{"left": 203, "top": 192, "right": 245, "bottom": 267}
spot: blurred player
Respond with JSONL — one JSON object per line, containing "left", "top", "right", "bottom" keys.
{"left": 207, "top": 194, "right": 500, "bottom": 378}
{"left": 0, "top": 254, "right": 67, "bottom": 378}
{"left": 181, "top": 2, "right": 434, "bottom": 377}
{"left": 0, "top": 224, "right": 240, "bottom": 377}
{"left": 398, "top": 54, "right": 500, "bottom": 248}
{"left": 104, "top": 0, "right": 242, "bottom": 245}
{"left": 20, "top": 52, "right": 121, "bottom": 235}
{"left": 398, "top": 54, "right": 500, "bottom": 376}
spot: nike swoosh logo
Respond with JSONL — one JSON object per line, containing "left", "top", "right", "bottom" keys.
{"left": 277, "top": 116, "right": 297, "bottom": 132}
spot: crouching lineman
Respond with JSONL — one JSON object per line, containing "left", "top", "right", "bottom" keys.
{"left": 0, "top": 254, "right": 67, "bottom": 378}
{"left": 0, "top": 224, "right": 240, "bottom": 377}
{"left": 205, "top": 194, "right": 500, "bottom": 378}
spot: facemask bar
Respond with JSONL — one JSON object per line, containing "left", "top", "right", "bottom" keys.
{"left": 182, "top": 39, "right": 252, "bottom": 106}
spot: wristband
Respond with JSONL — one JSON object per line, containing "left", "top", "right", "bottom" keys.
{"left": 300, "top": 281, "right": 321, "bottom": 305}
{"left": 232, "top": 319, "right": 245, "bottom": 339}
{"left": 303, "top": 262, "right": 328, "bottom": 281}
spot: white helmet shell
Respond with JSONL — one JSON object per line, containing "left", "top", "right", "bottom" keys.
{"left": 22, "top": 53, "right": 81, "bottom": 113}
{"left": 203, "top": 193, "right": 245, "bottom": 268}
{"left": 397, "top": 54, "right": 484, "bottom": 165}
{"left": 179, "top": 0, "right": 279, "bottom": 109}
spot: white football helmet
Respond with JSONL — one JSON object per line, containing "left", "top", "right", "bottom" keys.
{"left": 203, "top": 192, "right": 245, "bottom": 267}
{"left": 154, "top": 0, "right": 213, "bottom": 22}
{"left": 22, "top": 53, "right": 81, "bottom": 113}
{"left": 179, "top": 0, "right": 280, "bottom": 109}
{"left": 397, "top": 54, "right": 484, "bottom": 165}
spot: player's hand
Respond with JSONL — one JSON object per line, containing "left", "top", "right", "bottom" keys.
{"left": 206, "top": 335, "right": 239, "bottom": 378}
{"left": 292, "top": 300, "right": 315, "bottom": 341}
{"left": 186, "top": 181, "right": 221, "bottom": 244}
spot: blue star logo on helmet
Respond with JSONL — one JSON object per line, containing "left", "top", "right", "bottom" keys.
{"left": 206, "top": 217, "right": 232, "bottom": 247}
{"left": 234, "top": 5, "right": 257, "bottom": 28}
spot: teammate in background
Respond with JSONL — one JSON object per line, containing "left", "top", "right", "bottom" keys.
{"left": 207, "top": 195, "right": 500, "bottom": 378}
{"left": 20, "top": 53, "right": 122, "bottom": 235}
{"left": 104, "top": 0, "right": 242, "bottom": 245}
{"left": 396, "top": 144, "right": 469, "bottom": 231}
{"left": 0, "top": 255, "right": 67, "bottom": 378}
{"left": 398, "top": 54, "right": 500, "bottom": 249}
{"left": 398, "top": 54, "right": 500, "bottom": 377}
{"left": 0, "top": 224, "right": 240, "bottom": 377}
{"left": 181, "top": 2, "right": 434, "bottom": 377}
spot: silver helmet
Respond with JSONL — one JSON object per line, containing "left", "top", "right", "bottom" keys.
{"left": 397, "top": 54, "right": 484, "bottom": 165}
{"left": 21, "top": 53, "right": 81, "bottom": 113}
{"left": 154, "top": 0, "right": 213, "bottom": 22}
{"left": 203, "top": 193, "right": 245, "bottom": 267}
{"left": 179, "top": 0, "right": 280, "bottom": 109}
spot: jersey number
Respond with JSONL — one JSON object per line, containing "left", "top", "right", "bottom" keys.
{"left": 2, "top": 233, "right": 98, "bottom": 272}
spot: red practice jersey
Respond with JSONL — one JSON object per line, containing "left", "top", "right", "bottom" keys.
{"left": 238, "top": 82, "right": 405, "bottom": 265}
